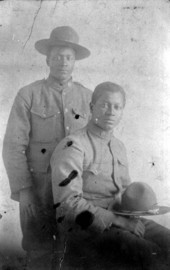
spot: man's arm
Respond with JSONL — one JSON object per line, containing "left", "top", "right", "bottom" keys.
{"left": 51, "top": 136, "right": 145, "bottom": 237}
{"left": 2, "top": 91, "right": 33, "bottom": 201}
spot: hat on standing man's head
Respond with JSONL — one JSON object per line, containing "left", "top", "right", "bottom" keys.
{"left": 35, "top": 26, "right": 90, "bottom": 60}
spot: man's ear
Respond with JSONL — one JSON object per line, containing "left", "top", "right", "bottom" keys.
{"left": 90, "top": 102, "right": 94, "bottom": 113}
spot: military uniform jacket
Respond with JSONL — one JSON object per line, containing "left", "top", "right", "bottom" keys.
{"left": 3, "top": 75, "right": 92, "bottom": 201}
{"left": 51, "top": 121, "right": 131, "bottom": 233}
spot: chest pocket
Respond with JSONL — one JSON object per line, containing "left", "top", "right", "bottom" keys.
{"left": 116, "top": 155, "right": 130, "bottom": 187}
{"left": 70, "top": 107, "right": 89, "bottom": 132}
{"left": 83, "top": 164, "right": 99, "bottom": 192}
{"left": 30, "top": 108, "right": 60, "bottom": 142}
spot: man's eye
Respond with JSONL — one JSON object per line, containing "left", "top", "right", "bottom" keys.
{"left": 101, "top": 103, "right": 108, "bottom": 108}
{"left": 114, "top": 105, "right": 122, "bottom": 110}
{"left": 53, "top": 56, "right": 61, "bottom": 61}
{"left": 67, "top": 56, "right": 74, "bottom": 61}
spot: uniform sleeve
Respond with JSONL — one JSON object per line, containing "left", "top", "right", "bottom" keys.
{"left": 2, "top": 91, "right": 33, "bottom": 201}
{"left": 51, "top": 137, "right": 116, "bottom": 232}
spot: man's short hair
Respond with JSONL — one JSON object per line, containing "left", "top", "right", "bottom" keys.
{"left": 91, "top": 81, "right": 126, "bottom": 107}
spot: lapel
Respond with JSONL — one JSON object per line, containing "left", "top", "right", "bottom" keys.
{"left": 109, "top": 139, "right": 123, "bottom": 193}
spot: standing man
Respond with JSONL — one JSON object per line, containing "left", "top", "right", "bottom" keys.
{"left": 2, "top": 26, "right": 92, "bottom": 269}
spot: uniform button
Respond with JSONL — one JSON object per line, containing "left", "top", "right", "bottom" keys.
{"left": 65, "top": 108, "right": 68, "bottom": 113}
{"left": 22, "top": 150, "right": 25, "bottom": 154}
{"left": 66, "top": 126, "right": 70, "bottom": 130}
{"left": 30, "top": 168, "right": 34, "bottom": 172}
{"left": 58, "top": 111, "right": 60, "bottom": 114}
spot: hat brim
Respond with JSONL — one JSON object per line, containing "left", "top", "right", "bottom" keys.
{"left": 113, "top": 206, "right": 170, "bottom": 217}
{"left": 35, "top": 39, "right": 90, "bottom": 60}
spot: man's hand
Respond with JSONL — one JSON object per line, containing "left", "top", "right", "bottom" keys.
{"left": 127, "top": 218, "right": 145, "bottom": 238}
{"left": 20, "top": 187, "right": 39, "bottom": 218}
{"left": 114, "top": 215, "right": 145, "bottom": 238}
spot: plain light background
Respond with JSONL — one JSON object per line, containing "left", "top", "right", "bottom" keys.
{"left": 0, "top": 0, "right": 170, "bottom": 255}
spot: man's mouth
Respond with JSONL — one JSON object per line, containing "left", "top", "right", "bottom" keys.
{"left": 104, "top": 117, "right": 116, "bottom": 121}
{"left": 104, "top": 118, "right": 116, "bottom": 124}
{"left": 59, "top": 70, "right": 68, "bottom": 73}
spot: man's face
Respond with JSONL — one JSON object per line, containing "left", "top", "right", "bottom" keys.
{"left": 47, "top": 47, "right": 76, "bottom": 82}
{"left": 91, "top": 91, "right": 124, "bottom": 131}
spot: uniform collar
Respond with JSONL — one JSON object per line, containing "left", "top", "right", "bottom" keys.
{"left": 46, "top": 74, "right": 73, "bottom": 92}
{"left": 87, "top": 120, "right": 114, "bottom": 141}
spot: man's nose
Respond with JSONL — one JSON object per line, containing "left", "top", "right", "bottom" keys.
{"left": 60, "top": 57, "right": 68, "bottom": 65}
{"left": 107, "top": 105, "right": 115, "bottom": 114}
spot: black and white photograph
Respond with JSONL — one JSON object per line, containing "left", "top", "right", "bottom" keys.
{"left": 0, "top": 0, "right": 170, "bottom": 269}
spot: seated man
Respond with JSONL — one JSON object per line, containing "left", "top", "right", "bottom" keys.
{"left": 51, "top": 82, "right": 170, "bottom": 269}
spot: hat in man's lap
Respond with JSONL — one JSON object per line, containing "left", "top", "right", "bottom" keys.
{"left": 113, "top": 182, "right": 170, "bottom": 216}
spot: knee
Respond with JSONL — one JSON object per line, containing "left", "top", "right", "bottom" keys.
{"left": 118, "top": 235, "right": 157, "bottom": 267}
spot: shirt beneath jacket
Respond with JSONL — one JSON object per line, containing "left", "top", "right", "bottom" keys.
{"left": 51, "top": 120, "right": 131, "bottom": 232}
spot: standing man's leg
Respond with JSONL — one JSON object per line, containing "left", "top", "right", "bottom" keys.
{"left": 20, "top": 171, "right": 58, "bottom": 270}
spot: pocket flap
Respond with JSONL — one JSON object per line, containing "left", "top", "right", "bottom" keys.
{"left": 86, "top": 164, "right": 99, "bottom": 175}
{"left": 31, "top": 108, "right": 59, "bottom": 119}
{"left": 72, "top": 108, "right": 87, "bottom": 119}
{"left": 117, "top": 155, "right": 127, "bottom": 166}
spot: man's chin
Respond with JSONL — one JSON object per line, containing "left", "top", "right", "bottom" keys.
{"left": 53, "top": 74, "right": 70, "bottom": 82}
{"left": 105, "top": 122, "right": 117, "bottom": 130}
{"left": 100, "top": 124, "right": 114, "bottom": 132}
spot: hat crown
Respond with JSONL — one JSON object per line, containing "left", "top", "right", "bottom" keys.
{"left": 35, "top": 25, "right": 90, "bottom": 60}
{"left": 50, "top": 26, "right": 79, "bottom": 44}
{"left": 121, "top": 182, "right": 157, "bottom": 212}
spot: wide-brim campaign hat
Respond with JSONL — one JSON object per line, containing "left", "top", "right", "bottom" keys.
{"left": 113, "top": 182, "right": 170, "bottom": 216}
{"left": 35, "top": 26, "right": 90, "bottom": 60}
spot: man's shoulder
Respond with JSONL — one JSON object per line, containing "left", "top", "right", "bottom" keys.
{"left": 72, "top": 126, "right": 88, "bottom": 138}
{"left": 57, "top": 127, "right": 88, "bottom": 151}
{"left": 51, "top": 127, "right": 88, "bottom": 167}
{"left": 73, "top": 81, "right": 92, "bottom": 95}
{"left": 18, "top": 79, "right": 45, "bottom": 96}
{"left": 66, "top": 127, "right": 88, "bottom": 144}
{"left": 15, "top": 79, "right": 46, "bottom": 105}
